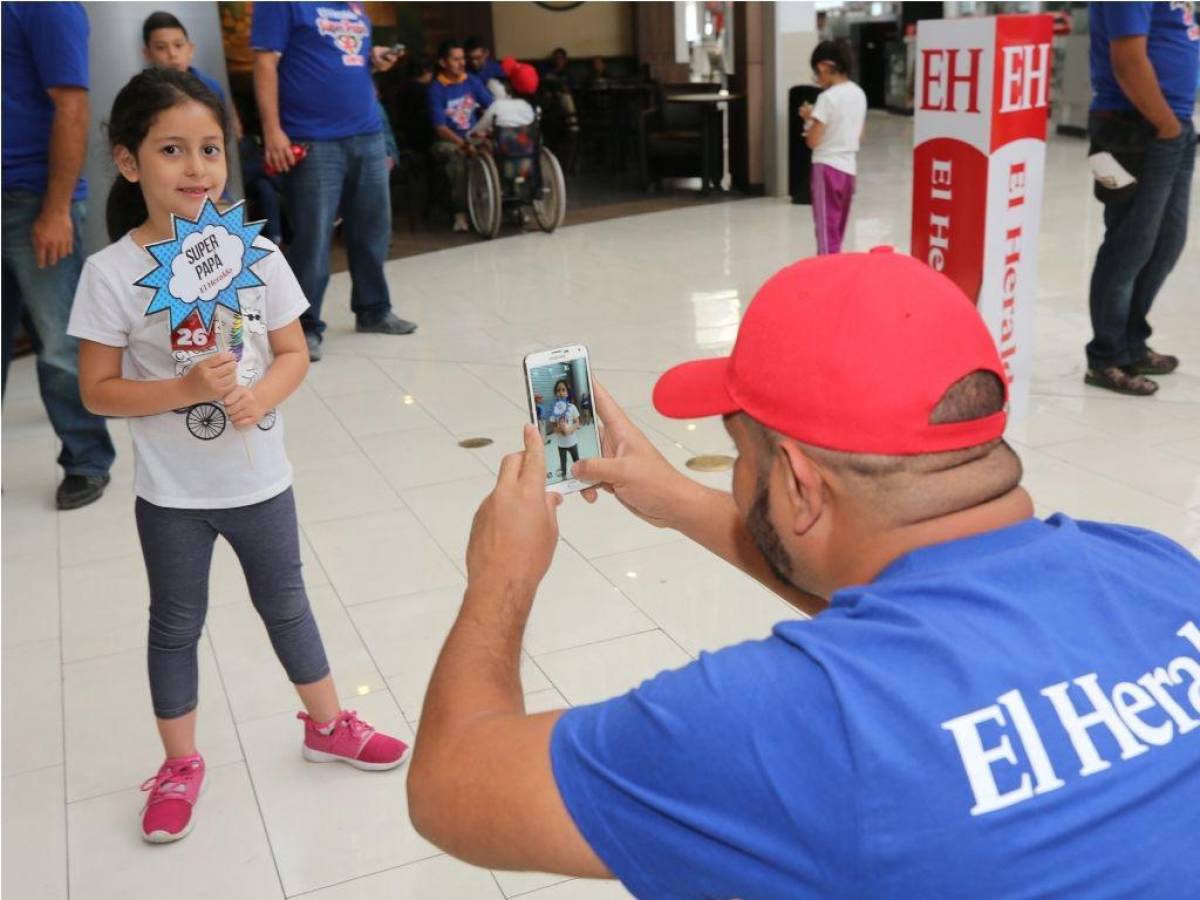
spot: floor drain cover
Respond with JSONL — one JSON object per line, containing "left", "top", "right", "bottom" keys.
{"left": 685, "top": 454, "right": 734, "bottom": 472}
{"left": 457, "top": 437, "right": 494, "bottom": 449}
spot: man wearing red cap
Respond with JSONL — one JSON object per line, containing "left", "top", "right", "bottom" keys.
{"left": 408, "top": 249, "right": 1200, "bottom": 896}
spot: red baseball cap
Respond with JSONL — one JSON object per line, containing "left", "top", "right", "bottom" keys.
{"left": 652, "top": 247, "right": 1008, "bottom": 454}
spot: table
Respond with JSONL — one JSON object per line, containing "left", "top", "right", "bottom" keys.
{"left": 665, "top": 92, "right": 745, "bottom": 194}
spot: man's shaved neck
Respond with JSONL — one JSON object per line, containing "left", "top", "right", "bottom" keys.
{"left": 748, "top": 419, "right": 1033, "bottom": 594}
{"left": 802, "top": 438, "right": 1025, "bottom": 527}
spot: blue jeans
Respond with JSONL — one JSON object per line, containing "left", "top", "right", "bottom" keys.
{"left": 240, "top": 136, "right": 284, "bottom": 244}
{"left": 1086, "top": 119, "right": 1196, "bottom": 368}
{"left": 136, "top": 488, "right": 330, "bottom": 719}
{"left": 282, "top": 132, "right": 393, "bottom": 338}
{"left": 2, "top": 192, "right": 115, "bottom": 478}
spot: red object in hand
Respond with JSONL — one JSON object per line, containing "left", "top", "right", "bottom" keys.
{"left": 265, "top": 144, "right": 308, "bottom": 177}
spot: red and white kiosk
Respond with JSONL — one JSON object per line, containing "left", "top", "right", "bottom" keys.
{"left": 911, "top": 14, "right": 1055, "bottom": 422}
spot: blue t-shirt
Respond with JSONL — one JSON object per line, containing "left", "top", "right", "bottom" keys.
{"left": 1, "top": 1, "right": 89, "bottom": 200}
{"left": 250, "top": 1, "right": 380, "bottom": 140}
{"left": 1090, "top": 1, "right": 1200, "bottom": 118}
{"left": 428, "top": 74, "right": 493, "bottom": 140}
{"left": 552, "top": 515, "right": 1200, "bottom": 898}
{"left": 474, "top": 58, "right": 505, "bottom": 84}
{"left": 188, "top": 66, "right": 226, "bottom": 103}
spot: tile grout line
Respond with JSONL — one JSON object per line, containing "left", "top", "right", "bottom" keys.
{"left": 56, "top": 479, "right": 72, "bottom": 900}
{"left": 204, "top": 628, "right": 290, "bottom": 898}
{"left": 282, "top": 850, "right": 450, "bottom": 898}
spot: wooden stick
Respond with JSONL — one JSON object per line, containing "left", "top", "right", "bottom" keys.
{"left": 217, "top": 321, "right": 254, "bottom": 466}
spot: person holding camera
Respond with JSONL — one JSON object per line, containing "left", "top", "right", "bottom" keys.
{"left": 406, "top": 249, "right": 1200, "bottom": 896}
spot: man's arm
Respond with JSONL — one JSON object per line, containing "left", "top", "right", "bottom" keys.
{"left": 572, "top": 382, "right": 825, "bottom": 616}
{"left": 253, "top": 51, "right": 295, "bottom": 172}
{"left": 434, "top": 124, "right": 467, "bottom": 147}
{"left": 408, "top": 426, "right": 611, "bottom": 877}
{"left": 35, "top": 87, "right": 89, "bottom": 269}
{"left": 1109, "top": 35, "right": 1182, "bottom": 139}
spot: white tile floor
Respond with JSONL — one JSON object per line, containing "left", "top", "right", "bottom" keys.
{"left": 3, "top": 111, "right": 1198, "bottom": 899}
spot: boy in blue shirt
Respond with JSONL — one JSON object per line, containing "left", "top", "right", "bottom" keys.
{"left": 142, "top": 11, "right": 231, "bottom": 111}
{"left": 428, "top": 39, "right": 492, "bottom": 233}
{"left": 1083, "top": 2, "right": 1198, "bottom": 396}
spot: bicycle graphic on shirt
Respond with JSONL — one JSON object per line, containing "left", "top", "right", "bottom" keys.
{"left": 171, "top": 349, "right": 277, "bottom": 440}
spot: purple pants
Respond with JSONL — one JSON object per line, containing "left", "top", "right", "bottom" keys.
{"left": 811, "top": 163, "right": 856, "bottom": 255}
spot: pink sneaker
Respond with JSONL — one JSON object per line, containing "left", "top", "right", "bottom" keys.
{"left": 298, "top": 710, "right": 410, "bottom": 771}
{"left": 139, "top": 753, "right": 205, "bottom": 843}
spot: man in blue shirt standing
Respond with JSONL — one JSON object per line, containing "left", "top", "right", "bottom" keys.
{"left": 465, "top": 36, "right": 505, "bottom": 85}
{"left": 252, "top": 1, "right": 415, "bottom": 363}
{"left": 428, "top": 39, "right": 492, "bottom": 234}
{"left": 406, "top": 249, "right": 1200, "bottom": 897}
{"left": 2, "top": 1, "right": 115, "bottom": 510}
{"left": 1084, "top": 1, "right": 1199, "bottom": 396}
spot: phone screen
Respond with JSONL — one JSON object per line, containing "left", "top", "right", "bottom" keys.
{"left": 527, "top": 355, "right": 600, "bottom": 488}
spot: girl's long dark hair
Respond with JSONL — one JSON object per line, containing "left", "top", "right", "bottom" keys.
{"left": 105, "top": 68, "right": 228, "bottom": 241}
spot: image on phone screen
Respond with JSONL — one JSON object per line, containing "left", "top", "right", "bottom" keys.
{"left": 525, "top": 352, "right": 600, "bottom": 489}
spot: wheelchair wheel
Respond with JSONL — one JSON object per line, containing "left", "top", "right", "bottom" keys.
{"left": 185, "top": 403, "right": 226, "bottom": 441}
{"left": 467, "top": 152, "right": 503, "bottom": 240}
{"left": 533, "top": 147, "right": 567, "bottom": 233}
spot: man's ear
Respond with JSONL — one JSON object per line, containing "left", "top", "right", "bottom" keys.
{"left": 113, "top": 146, "right": 140, "bottom": 184}
{"left": 776, "top": 440, "right": 826, "bottom": 536}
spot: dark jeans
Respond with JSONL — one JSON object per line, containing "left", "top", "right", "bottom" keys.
{"left": 1086, "top": 118, "right": 1195, "bottom": 368}
{"left": 1, "top": 192, "right": 115, "bottom": 478}
{"left": 135, "top": 488, "right": 329, "bottom": 719}
{"left": 283, "top": 132, "right": 392, "bottom": 338}
{"left": 558, "top": 443, "right": 579, "bottom": 478}
{"left": 240, "top": 136, "right": 283, "bottom": 244}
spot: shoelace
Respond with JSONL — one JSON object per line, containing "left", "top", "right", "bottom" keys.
{"left": 336, "top": 710, "right": 374, "bottom": 742}
{"left": 140, "top": 760, "right": 200, "bottom": 804}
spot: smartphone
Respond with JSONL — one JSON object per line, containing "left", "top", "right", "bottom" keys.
{"left": 523, "top": 346, "right": 601, "bottom": 494}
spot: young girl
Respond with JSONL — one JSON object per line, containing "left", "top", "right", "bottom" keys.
{"left": 799, "top": 40, "right": 866, "bottom": 255}
{"left": 549, "top": 379, "right": 581, "bottom": 479}
{"left": 68, "top": 69, "right": 409, "bottom": 845}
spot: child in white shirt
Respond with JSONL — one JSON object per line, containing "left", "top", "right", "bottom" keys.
{"left": 800, "top": 41, "right": 867, "bottom": 255}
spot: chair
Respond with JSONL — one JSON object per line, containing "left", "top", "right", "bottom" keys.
{"left": 636, "top": 82, "right": 722, "bottom": 190}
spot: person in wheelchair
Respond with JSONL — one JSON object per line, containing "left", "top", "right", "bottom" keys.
{"left": 469, "top": 60, "right": 540, "bottom": 189}
{"left": 464, "top": 59, "right": 566, "bottom": 238}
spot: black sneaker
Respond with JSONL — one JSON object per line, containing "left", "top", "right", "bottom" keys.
{"left": 305, "top": 331, "right": 323, "bottom": 362}
{"left": 356, "top": 312, "right": 417, "bottom": 336}
{"left": 56, "top": 474, "right": 111, "bottom": 511}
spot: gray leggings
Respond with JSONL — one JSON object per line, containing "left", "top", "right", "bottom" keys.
{"left": 135, "top": 487, "right": 330, "bottom": 719}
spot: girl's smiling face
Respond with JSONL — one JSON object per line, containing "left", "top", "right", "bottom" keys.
{"left": 115, "top": 99, "right": 227, "bottom": 231}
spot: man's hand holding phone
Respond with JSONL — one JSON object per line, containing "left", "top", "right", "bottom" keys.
{"left": 467, "top": 424, "right": 563, "bottom": 596}
{"left": 573, "top": 381, "right": 697, "bottom": 530}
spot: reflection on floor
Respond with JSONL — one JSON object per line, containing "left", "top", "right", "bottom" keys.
{"left": 3, "top": 111, "right": 1198, "bottom": 900}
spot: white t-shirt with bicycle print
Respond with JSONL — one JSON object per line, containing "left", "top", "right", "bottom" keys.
{"left": 68, "top": 234, "right": 307, "bottom": 509}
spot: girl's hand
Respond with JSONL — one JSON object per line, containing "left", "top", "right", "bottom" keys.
{"left": 184, "top": 352, "right": 238, "bottom": 403}
{"left": 223, "top": 386, "right": 266, "bottom": 429}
